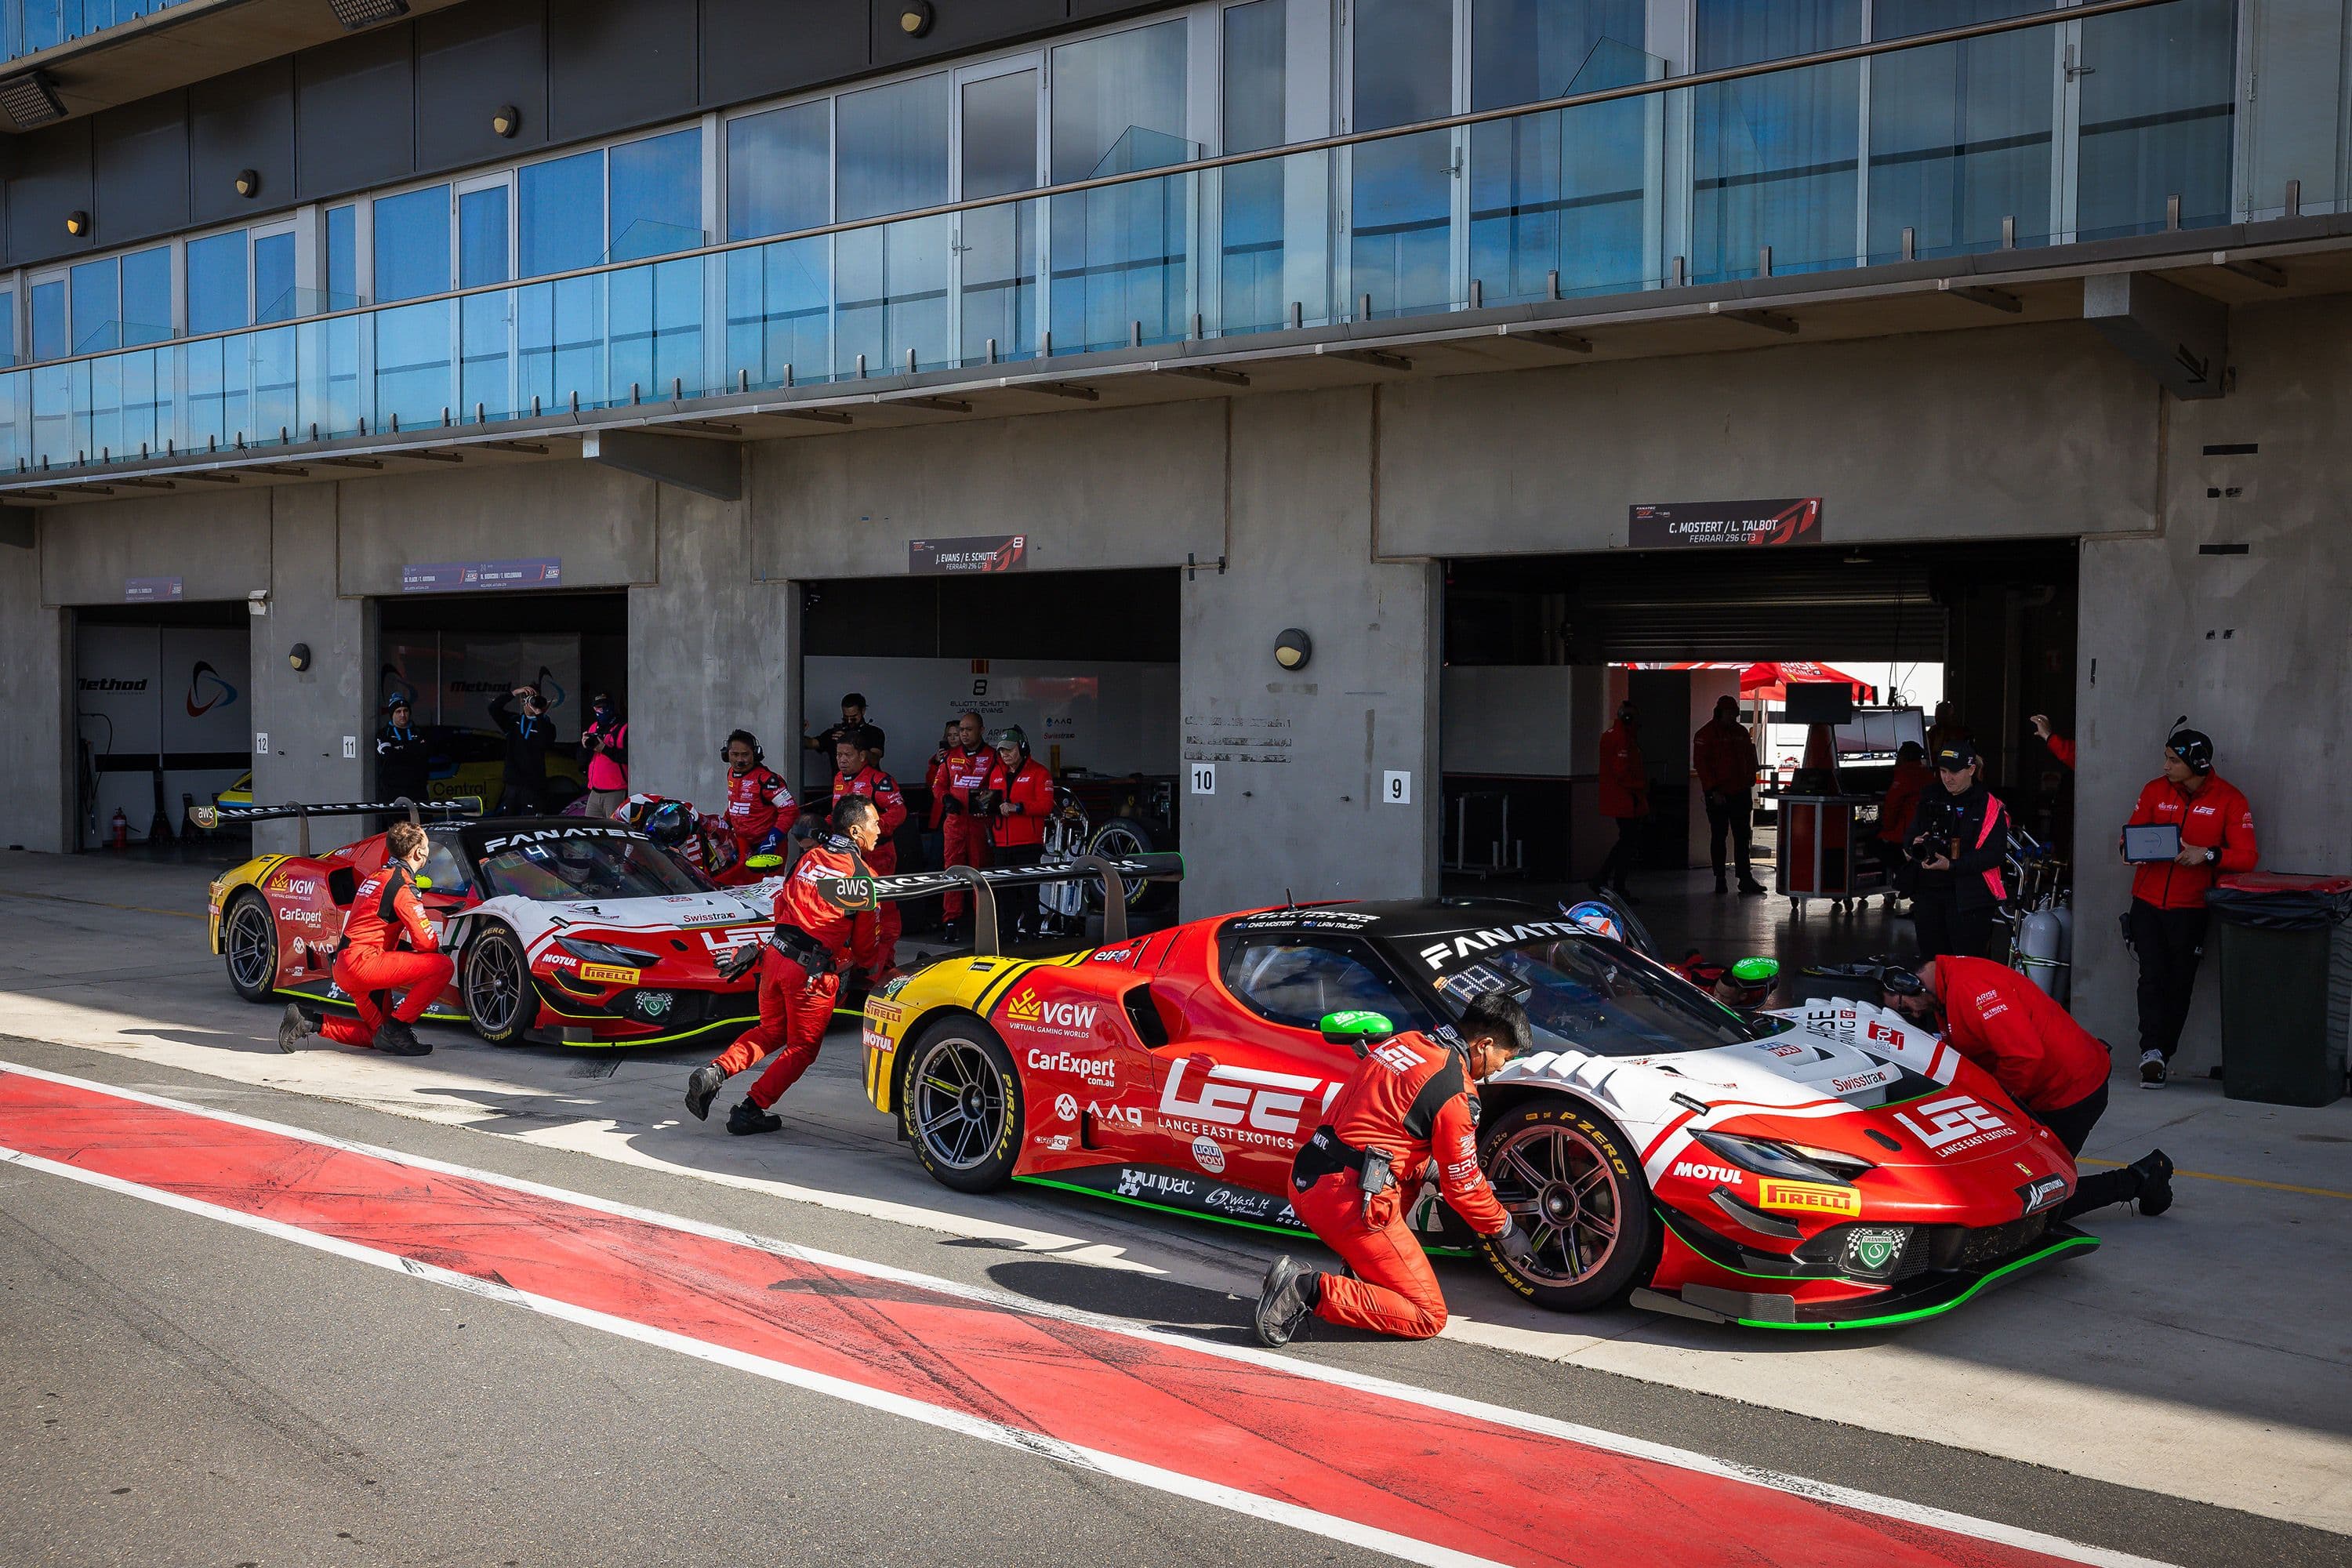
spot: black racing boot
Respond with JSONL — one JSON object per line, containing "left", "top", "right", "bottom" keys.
{"left": 1738, "top": 873, "right": 1768, "bottom": 896}
{"left": 728, "top": 1099, "right": 782, "bottom": 1136}
{"left": 373, "top": 1019, "right": 430, "bottom": 1056}
{"left": 1253, "top": 1256, "right": 1321, "bottom": 1349}
{"left": 2132, "top": 1149, "right": 2176, "bottom": 1217}
{"left": 685, "top": 1063, "right": 727, "bottom": 1122}
{"left": 278, "top": 1002, "right": 318, "bottom": 1054}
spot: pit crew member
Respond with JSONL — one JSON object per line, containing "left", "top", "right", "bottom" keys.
{"left": 1875, "top": 740, "right": 1933, "bottom": 898}
{"left": 1591, "top": 702, "right": 1647, "bottom": 901}
{"left": 930, "top": 711, "right": 993, "bottom": 942}
{"left": 684, "top": 795, "right": 879, "bottom": 1135}
{"left": 2031, "top": 713, "right": 2076, "bottom": 771}
{"left": 982, "top": 725, "right": 1055, "bottom": 938}
{"left": 375, "top": 696, "right": 431, "bottom": 805}
{"left": 2120, "top": 726, "right": 2256, "bottom": 1087}
{"left": 278, "top": 821, "right": 452, "bottom": 1058}
{"left": 1882, "top": 960, "right": 2172, "bottom": 1218}
{"left": 1907, "top": 740, "right": 2010, "bottom": 962}
{"left": 833, "top": 725, "right": 909, "bottom": 975}
{"left": 1693, "top": 694, "right": 1766, "bottom": 896}
{"left": 1254, "top": 994, "right": 1537, "bottom": 1346}
{"left": 722, "top": 729, "right": 798, "bottom": 866}
{"left": 488, "top": 684, "right": 556, "bottom": 815}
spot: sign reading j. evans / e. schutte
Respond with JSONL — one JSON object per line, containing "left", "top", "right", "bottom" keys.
{"left": 1629, "top": 499, "right": 1823, "bottom": 549}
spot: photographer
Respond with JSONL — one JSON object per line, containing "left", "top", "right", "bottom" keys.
{"left": 488, "top": 684, "right": 555, "bottom": 816}
{"left": 1907, "top": 741, "right": 2010, "bottom": 962}
{"left": 579, "top": 692, "right": 628, "bottom": 817}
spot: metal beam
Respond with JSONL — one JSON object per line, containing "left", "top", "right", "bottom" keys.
{"left": 1710, "top": 303, "right": 1798, "bottom": 335}
{"left": 1159, "top": 364, "right": 1249, "bottom": 387}
{"left": 581, "top": 428, "right": 744, "bottom": 501}
{"left": 1937, "top": 279, "right": 2022, "bottom": 314}
{"left": 2085, "top": 271, "right": 2227, "bottom": 399}
{"left": 1317, "top": 345, "right": 1414, "bottom": 372}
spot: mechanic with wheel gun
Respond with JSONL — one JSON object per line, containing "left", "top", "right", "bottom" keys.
{"left": 1880, "top": 960, "right": 2173, "bottom": 1220}
{"left": 1254, "top": 993, "right": 1537, "bottom": 1346}
{"left": 833, "top": 724, "right": 909, "bottom": 982}
{"left": 278, "top": 821, "right": 452, "bottom": 1058}
{"left": 684, "top": 794, "right": 882, "bottom": 1135}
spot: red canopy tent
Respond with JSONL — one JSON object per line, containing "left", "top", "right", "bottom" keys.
{"left": 1737, "top": 661, "right": 1877, "bottom": 703}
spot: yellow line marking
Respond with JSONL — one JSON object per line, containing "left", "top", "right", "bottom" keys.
{"left": 2078, "top": 1156, "right": 2352, "bottom": 1202}
{"left": 0, "top": 888, "right": 201, "bottom": 920}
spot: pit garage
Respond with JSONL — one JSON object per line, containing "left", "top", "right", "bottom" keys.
{"left": 72, "top": 601, "right": 250, "bottom": 852}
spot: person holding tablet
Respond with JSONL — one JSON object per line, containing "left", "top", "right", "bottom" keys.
{"left": 2120, "top": 726, "right": 2258, "bottom": 1087}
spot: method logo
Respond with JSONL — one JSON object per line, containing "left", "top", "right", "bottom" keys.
{"left": 1893, "top": 1094, "right": 2016, "bottom": 1157}
{"left": 1670, "top": 1160, "right": 1743, "bottom": 1186}
{"left": 1158, "top": 1059, "right": 1341, "bottom": 1149}
{"left": 186, "top": 660, "right": 239, "bottom": 718}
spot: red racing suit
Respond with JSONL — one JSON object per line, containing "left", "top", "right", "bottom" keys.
{"left": 724, "top": 764, "right": 798, "bottom": 862}
{"left": 706, "top": 836, "right": 864, "bottom": 1109}
{"left": 1932, "top": 956, "right": 2109, "bottom": 1115}
{"left": 984, "top": 756, "right": 1054, "bottom": 849}
{"left": 1876, "top": 757, "right": 1933, "bottom": 845}
{"left": 320, "top": 861, "right": 455, "bottom": 1048}
{"left": 1596, "top": 723, "right": 1646, "bottom": 821}
{"left": 2046, "top": 734, "right": 2077, "bottom": 771}
{"left": 1290, "top": 1031, "right": 1511, "bottom": 1340}
{"left": 1691, "top": 717, "right": 1756, "bottom": 800}
{"left": 833, "top": 765, "right": 909, "bottom": 969}
{"left": 2125, "top": 772, "right": 2258, "bottom": 909}
{"left": 930, "top": 746, "right": 995, "bottom": 920}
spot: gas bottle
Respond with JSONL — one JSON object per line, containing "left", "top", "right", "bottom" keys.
{"left": 2014, "top": 904, "right": 2067, "bottom": 999}
{"left": 110, "top": 808, "right": 129, "bottom": 849}
{"left": 2049, "top": 897, "right": 2075, "bottom": 1004}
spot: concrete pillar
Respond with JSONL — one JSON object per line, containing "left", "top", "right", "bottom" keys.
{"left": 0, "top": 518, "right": 71, "bottom": 852}
{"left": 1179, "top": 388, "right": 1439, "bottom": 917}
{"left": 627, "top": 484, "right": 797, "bottom": 816}
{"left": 250, "top": 485, "right": 371, "bottom": 855}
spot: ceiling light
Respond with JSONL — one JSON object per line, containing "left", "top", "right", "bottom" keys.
{"left": 0, "top": 70, "right": 65, "bottom": 130}
{"left": 1273, "top": 629, "right": 1312, "bottom": 671}
{"left": 325, "top": 0, "right": 408, "bottom": 30}
{"left": 234, "top": 169, "right": 260, "bottom": 198}
{"left": 899, "top": 2, "right": 935, "bottom": 37}
{"left": 64, "top": 210, "right": 89, "bottom": 238}
{"left": 491, "top": 104, "right": 520, "bottom": 138}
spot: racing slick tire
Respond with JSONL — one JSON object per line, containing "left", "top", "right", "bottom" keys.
{"left": 1082, "top": 818, "right": 1165, "bottom": 913}
{"left": 462, "top": 922, "right": 533, "bottom": 1046}
{"left": 221, "top": 891, "right": 279, "bottom": 1003}
{"left": 1477, "top": 1097, "right": 1657, "bottom": 1312}
{"left": 899, "top": 1014, "right": 1024, "bottom": 1194}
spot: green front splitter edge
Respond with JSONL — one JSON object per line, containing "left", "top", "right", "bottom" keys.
{"left": 1014, "top": 1174, "right": 1476, "bottom": 1257}
{"left": 1735, "top": 1234, "right": 2101, "bottom": 1330}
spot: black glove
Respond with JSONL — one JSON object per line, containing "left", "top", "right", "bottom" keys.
{"left": 1488, "top": 1219, "right": 1537, "bottom": 1269}
{"left": 715, "top": 942, "right": 763, "bottom": 982}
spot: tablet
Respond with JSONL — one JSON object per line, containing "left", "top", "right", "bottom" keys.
{"left": 2123, "top": 823, "right": 2182, "bottom": 862}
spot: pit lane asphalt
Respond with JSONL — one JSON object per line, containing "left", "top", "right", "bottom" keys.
{"left": 1, "top": 1029, "right": 2339, "bottom": 1568}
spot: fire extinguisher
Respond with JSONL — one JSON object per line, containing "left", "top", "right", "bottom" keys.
{"left": 111, "top": 807, "right": 129, "bottom": 849}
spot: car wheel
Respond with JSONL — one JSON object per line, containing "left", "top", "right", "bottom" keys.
{"left": 1080, "top": 818, "right": 1156, "bottom": 913}
{"left": 900, "top": 1016, "right": 1022, "bottom": 1193}
{"left": 222, "top": 891, "right": 278, "bottom": 1003}
{"left": 463, "top": 923, "right": 533, "bottom": 1045}
{"left": 1478, "top": 1098, "right": 1656, "bottom": 1312}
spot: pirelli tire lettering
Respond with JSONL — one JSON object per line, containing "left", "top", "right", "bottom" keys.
{"left": 1475, "top": 1096, "right": 1655, "bottom": 1313}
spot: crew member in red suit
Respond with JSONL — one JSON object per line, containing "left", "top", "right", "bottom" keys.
{"left": 929, "top": 711, "right": 993, "bottom": 942}
{"left": 2031, "top": 713, "right": 2077, "bottom": 771}
{"left": 2118, "top": 725, "right": 2257, "bottom": 1087}
{"left": 983, "top": 724, "right": 1056, "bottom": 939}
{"left": 684, "top": 795, "right": 880, "bottom": 1135}
{"left": 278, "top": 821, "right": 452, "bottom": 1057}
{"left": 721, "top": 728, "right": 797, "bottom": 866}
{"left": 833, "top": 725, "right": 909, "bottom": 975}
{"left": 1255, "top": 995, "right": 1536, "bottom": 1345}
{"left": 1882, "top": 960, "right": 2173, "bottom": 1219}
{"left": 1590, "top": 701, "right": 1648, "bottom": 901}
{"left": 1875, "top": 739, "right": 1934, "bottom": 903}
{"left": 1691, "top": 694, "right": 1766, "bottom": 896}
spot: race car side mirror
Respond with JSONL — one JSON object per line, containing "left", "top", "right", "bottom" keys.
{"left": 1320, "top": 1010, "right": 1394, "bottom": 1047}
{"left": 412, "top": 875, "right": 434, "bottom": 891}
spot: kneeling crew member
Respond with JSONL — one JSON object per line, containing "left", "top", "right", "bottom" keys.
{"left": 1882, "top": 960, "right": 2172, "bottom": 1219}
{"left": 1255, "top": 994, "right": 1537, "bottom": 1346}
{"left": 278, "top": 821, "right": 452, "bottom": 1057}
{"left": 684, "top": 795, "right": 879, "bottom": 1135}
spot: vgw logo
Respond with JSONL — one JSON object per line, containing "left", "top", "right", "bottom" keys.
{"left": 1004, "top": 989, "right": 1098, "bottom": 1031}
{"left": 186, "top": 659, "right": 239, "bottom": 718}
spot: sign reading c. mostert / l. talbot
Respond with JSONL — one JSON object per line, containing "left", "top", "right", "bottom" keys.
{"left": 1629, "top": 499, "right": 1823, "bottom": 549}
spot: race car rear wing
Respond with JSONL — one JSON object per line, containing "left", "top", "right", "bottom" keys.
{"left": 191, "top": 796, "right": 479, "bottom": 856}
{"left": 822, "top": 851, "right": 1183, "bottom": 955}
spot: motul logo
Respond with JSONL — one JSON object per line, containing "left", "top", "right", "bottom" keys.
{"left": 1671, "top": 1160, "right": 1742, "bottom": 1185}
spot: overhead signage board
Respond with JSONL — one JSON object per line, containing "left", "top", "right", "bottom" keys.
{"left": 1628, "top": 499, "right": 1824, "bottom": 550}
{"left": 124, "top": 575, "right": 183, "bottom": 603}
{"left": 910, "top": 534, "right": 1028, "bottom": 575}
{"left": 401, "top": 557, "right": 564, "bottom": 593}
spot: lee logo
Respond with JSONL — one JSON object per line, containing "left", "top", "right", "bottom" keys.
{"left": 1894, "top": 1094, "right": 2014, "bottom": 1156}
{"left": 1757, "top": 1178, "right": 1861, "bottom": 1217}
{"left": 1670, "top": 1160, "right": 1743, "bottom": 1186}
{"left": 1369, "top": 1041, "right": 1421, "bottom": 1073}
{"left": 1160, "top": 1058, "right": 1340, "bottom": 1139}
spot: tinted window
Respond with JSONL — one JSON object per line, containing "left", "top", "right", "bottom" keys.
{"left": 1436, "top": 935, "right": 1758, "bottom": 1057}
{"left": 185, "top": 233, "right": 248, "bottom": 334}
{"left": 1221, "top": 935, "right": 1432, "bottom": 1033}
{"left": 374, "top": 186, "right": 452, "bottom": 303}
{"left": 521, "top": 151, "right": 604, "bottom": 276}
{"left": 610, "top": 129, "right": 703, "bottom": 261}
{"left": 477, "top": 834, "right": 711, "bottom": 899}
{"left": 728, "top": 100, "right": 830, "bottom": 241}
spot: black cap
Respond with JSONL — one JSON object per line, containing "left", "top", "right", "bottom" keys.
{"left": 1933, "top": 740, "right": 1979, "bottom": 770}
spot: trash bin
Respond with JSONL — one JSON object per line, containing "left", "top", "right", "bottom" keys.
{"left": 2205, "top": 873, "right": 2352, "bottom": 1108}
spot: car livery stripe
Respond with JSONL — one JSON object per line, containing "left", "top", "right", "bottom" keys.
{"left": 0, "top": 1063, "right": 2169, "bottom": 1568}
{"left": 1735, "top": 1237, "right": 2100, "bottom": 1331}
{"left": 272, "top": 987, "right": 470, "bottom": 1026}
{"left": 1638, "top": 1109, "right": 1699, "bottom": 1166}
{"left": 975, "top": 961, "right": 1039, "bottom": 1018}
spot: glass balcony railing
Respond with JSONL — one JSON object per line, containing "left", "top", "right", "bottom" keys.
{"left": 0, "top": 0, "right": 2339, "bottom": 478}
{"left": 4, "top": 0, "right": 193, "bottom": 60}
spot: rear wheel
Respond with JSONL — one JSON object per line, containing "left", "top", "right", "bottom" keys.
{"left": 1478, "top": 1098, "right": 1656, "bottom": 1312}
{"left": 222, "top": 892, "right": 278, "bottom": 1002}
{"left": 1082, "top": 819, "right": 1156, "bottom": 912}
{"left": 900, "top": 1017, "right": 1023, "bottom": 1192}
{"left": 463, "top": 923, "right": 532, "bottom": 1044}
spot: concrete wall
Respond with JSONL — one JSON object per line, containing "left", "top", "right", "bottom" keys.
{"left": 628, "top": 485, "right": 797, "bottom": 815}
{"left": 38, "top": 488, "right": 272, "bottom": 606}
{"left": 1180, "top": 389, "right": 1440, "bottom": 916}
{"left": 336, "top": 461, "right": 659, "bottom": 596}
{"left": 251, "top": 487, "right": 371, "bottom": 855}
{"left": 0, "top": 526, "right": 70, "bottom": 852}
{"left": 1377, "top": 321, "right": 2160, "bottom": 556}
{"left": 2071, "top": 294, "right": 2352, "bottom": 1068}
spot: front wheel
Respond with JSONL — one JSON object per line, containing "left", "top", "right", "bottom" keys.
{"left": 900, "top": 1016, "right": 1023, "bottom": 1192}
{"left": 463, "top": 923, "right": 532, "bottom": 1044}
{"left": 222, "top": 891, "right": 278, "bottom": 1002}
{"left": 1478, "top": 1098, "right": 1656, "bottom": 1312}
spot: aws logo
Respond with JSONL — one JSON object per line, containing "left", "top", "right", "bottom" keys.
{"left": 187, "top": 660, "right": 239, "bottom": 718}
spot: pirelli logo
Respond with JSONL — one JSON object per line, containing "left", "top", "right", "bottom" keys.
{"left": 1757, "top": 1179, "right": 1861, "bottom": 1218}
{"left": 576, "top": 963, "right": 641, "bottom": 986}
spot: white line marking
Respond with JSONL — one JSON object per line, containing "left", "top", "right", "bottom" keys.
{"left": 0, "top": 1058, "right": 2180, "bottom": 1568}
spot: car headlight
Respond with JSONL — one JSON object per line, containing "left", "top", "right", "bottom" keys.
{"left": 1693, "top": 1129, "right": 1875, "bottom": 1186}
{"left": 556, "top": 937, "right": 652, "bottom": 968}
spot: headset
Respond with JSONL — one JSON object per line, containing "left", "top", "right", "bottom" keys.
{"left": 722, "top": 728, "right": 764, "bottom": 768}
{"left": 1616, "top": 701, "right": 1636, "bottom": 724}
{"left": 2165, "top": 716, "right": 2214, "bottom": 775}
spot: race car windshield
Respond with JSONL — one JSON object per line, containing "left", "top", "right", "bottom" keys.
{"left": 477, "top": 836, "right": 713, "bottom": 900}
{"left": 1439, "top": 937, "right": 1760, "bottom": 1058}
